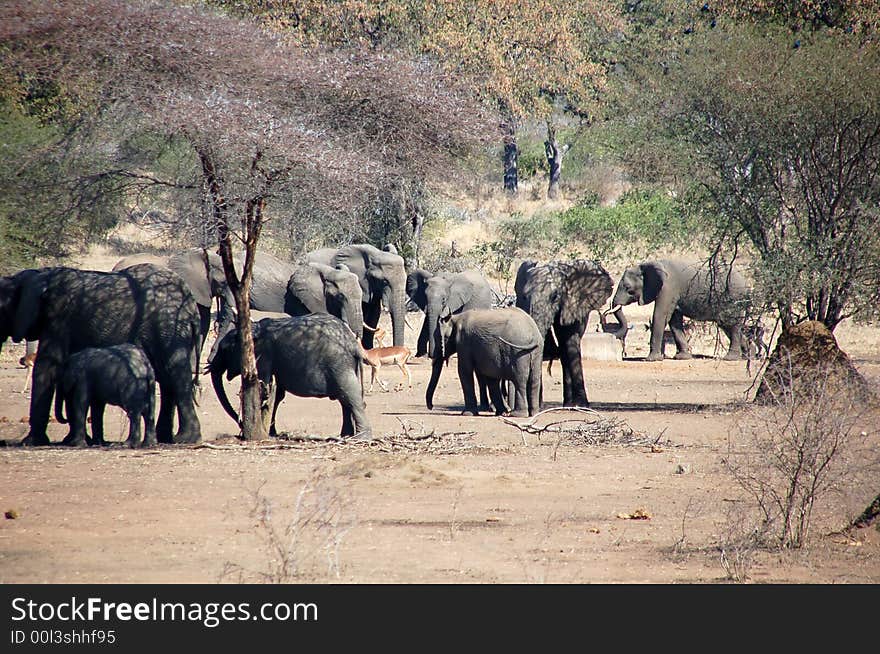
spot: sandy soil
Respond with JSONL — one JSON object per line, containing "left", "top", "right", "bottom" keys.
{"left": 0, "top": 251, "right": 878, "bottom": 584}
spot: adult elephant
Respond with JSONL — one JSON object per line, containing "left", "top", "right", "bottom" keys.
{"left": 113, "top": 249, "right": 235, "bottom": 345}
{"left": 307, "top": 244, "right": 407, "bottom": 349}
{"left": 208, "top": 314, "right": 371, "bottom": 439}
{"left": 285, "top": 262, "right": 364, "bottom": 335}
{"left": 515, "top": 259, "right": 627, "bottom": 407}
{"left": 611, "top": 259, "right": 750, "bottom": 361}
{"left": 425, "top": 307, "right": 542, "bottom": 417}
{"left": 406, "top": 268, "right": 495, "bottom": 358}
{"left": 0, "top": 264, "right": 202, "bottom": 445}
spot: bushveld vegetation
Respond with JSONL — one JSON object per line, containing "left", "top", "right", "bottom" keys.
{"left": 1, "top": 0, "right": 878, "bottom": 548}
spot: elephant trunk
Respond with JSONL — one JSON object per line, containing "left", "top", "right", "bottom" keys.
{"left": 612, "top": 285, "right": 633, "bottom": 308}
{"left": 424, "top": 304, "right": 441, "bottom": 358}
{"left": 211, "top": 365, "right": 241, "bottom": 425}
{"left": 610, "top": 305, "right": 628, "bottom": 339}
{"left": 385, "top": 282, "right": 406, "bottom": 347}
{"left": 425, "top": 356, "right": 444, "bottom": 410}
{"left": 347, "top": 300, "right": 364, "bottom": 339}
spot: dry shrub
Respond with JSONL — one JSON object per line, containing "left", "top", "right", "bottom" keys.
{"left": 725, "top": 356, "right": 877, "bottom": 550}
{"left": 221, "top": 471, "right": 355, "bottom": 583}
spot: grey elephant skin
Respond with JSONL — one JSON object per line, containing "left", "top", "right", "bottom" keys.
{"left": 285, "top": 262, "right": 364, "bottom": 334}
{"left": 208, "top": 314, "right": 371, "bottom": 439}
{"left": 54, "top": 344, "right": 156, "bottom": 448}
{"left": 515, "top": 259, "right": 625, "bottom": 407}
{"left": 406, "top": 268, "right": 495, "bottom": 358}
{"left": 308, "top": 244, "right": 407, "bottom": 349}
{"left": 426, "top": 307, "right": 543, "bottom": 417}
{"left": 113, "top": 249, "right": 235, "bottom": 345}
{"left": 612, "top": 259, "right": 750, "bottom": 361}
{"left": 0, "top": 264, "right": 202, "bottom": 445}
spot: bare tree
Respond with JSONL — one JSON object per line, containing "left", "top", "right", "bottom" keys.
{"left": 1, "top": 0, "right": 495, "bottom": 439}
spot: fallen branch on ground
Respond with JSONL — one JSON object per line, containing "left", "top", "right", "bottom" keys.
{"left": 499, "top": 407, "right": 670, "bottom": 452}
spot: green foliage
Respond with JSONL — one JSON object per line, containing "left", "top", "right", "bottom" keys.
{"left": 467, "top": 213, "right": 567, "bottom": 291}
{"left": 557, "top": 190, "right": 696, "bottom": 261}
{"left": 611, "top": 19, "right": 880, "bottom": 328}
{"left": 0, "top": 98, "right": 121, "bottom": 272}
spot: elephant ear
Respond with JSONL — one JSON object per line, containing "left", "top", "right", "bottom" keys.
{"left": 334, "top": 246, "right": 373, "bottom": 302}
{"left": 558, "top": 261, "right": 614, "bottom": 326}
{"left": 166, "top": 250, "right": 213, "bottom": 307}
{"left": 446, "top": 280, "right": 470, "bottom": 314}
{"left": 13, "top": 271, "right": 49, "bottom": 342}
{"left": 639, "top": 262, "right": 667, "bottom": 305}
{"left": 406, "top": 269, "right": 432, "bottom": 309}
{"left": 285, "top": 264, "right": 326, "bottom": 315}
{"left": 514, "top": 260, "right": 538, "bottom": 297}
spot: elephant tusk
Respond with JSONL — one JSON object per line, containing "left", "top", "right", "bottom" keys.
{"left": 404, "top": 316, "right": 415, "bottom": 331}
{"left": 362, "top": 322, "right": 379, "bottom": 332}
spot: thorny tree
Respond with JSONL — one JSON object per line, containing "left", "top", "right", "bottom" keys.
{"left": 215, "top": 0, "right": 620, "bottom": 196}
{"left": 1, "top": 0, "right": 494, "bottom": 440}
{"left": 616, "top": 23, "right": 880, "bottom": 330}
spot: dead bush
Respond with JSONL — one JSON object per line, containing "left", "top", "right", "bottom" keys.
{"left": 724, "top": 361, "right": 877, "bottom": 550}
{"left": 221, "top": 471, "right": 355, "bottom": 583}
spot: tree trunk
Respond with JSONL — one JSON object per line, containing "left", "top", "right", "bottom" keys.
{"left": 411, "top": 210, "right": 424, "bottom": 269}
{"left": 501, "top": 104, "right": 518, "bottom": 194}
{"left": 205, "top": 151, "right": 269, "bottom": 441}
{"left": 545, "top": 122, "right": 564, "bottom": 200}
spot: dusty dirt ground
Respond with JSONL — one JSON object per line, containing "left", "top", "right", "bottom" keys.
{"left": 1, "top": 248, "right": 878, "bottom": 584}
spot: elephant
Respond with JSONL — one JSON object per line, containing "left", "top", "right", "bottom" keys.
{"left": 208, "top": 313, "right": 371, "bottom": 439}
{"left": 113, "top": 249, "right": 235, "bottom": 346}
{"left": 406, "top": 268, "right": 495, "bottom": 358}
{"left": 54, "top": 344, "right": 156, "bottom": 448}
{"left": 0, "top": 264, "right": 202, "bottom": 445}
{"left": 285, "top": 262, "right": 364, "bottom": 335}
{"left": 515, "top": 259, "right": 626, "bottom": 407}
{"left": 307, "top": 244, "right": 407, "bottom": 349}
{"left": 611, "top": 259, "right": 751, "bottom": 361}
{"left": 426, "top": 307, "right": 543, "bottom": 417}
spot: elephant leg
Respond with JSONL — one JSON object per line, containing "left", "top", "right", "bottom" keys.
{"left": 557, "top": 324, "right": 589, "bottom": 407}
{"left": 477, "top": 373, "right": 492, "bottom": 411}
{"left": 485, "top": 379, "right": 507, "bottom": 416}
{"left": 164, "top": 351, "right": 202, "bottom": 444}
{"left": 457, "top": 358, "right": 479, "bottom": 416}
{"left": 62, "top": 387, "right": 90, "bottom": 448}
{"left": 142, "top": 387, "right": 157, "bottom": 448}
{"left": 89, "top": 401, "right": 106, "bottom": 446}
{"left": 156, "top": 384, "right": 175, "bottom": 444}
{"left": 505, "top": 380, "right": 515, "bottom": 414}
{"left": 126, "top": 409, "right": 142, "bottom": 449}
{"left": 528, "top": 353, "right": 542, "bottom": 416}
{"left": 416, "top": 315, "right": 430, "bottom": 358}
{"left": 342, "top": 399, "right": 371, "bottom": 439}
{"left": 341, "top": 405, "right": 354, "bottom": 437}
{"left": 510, "top": 378, "right": 529, "bottom": 418}
{"left": 269, "top": 386, "right": 284, "bottom": 438}
{"left": 647, "top": 302, "right": 673, "bottom": 361}
{"left": 669, "top": 310, "right": 693, "bottom": 360}
{"left": 22, "top": 358, "right": 56, "bottom": 446}
{"left": 721, "top": 324, "right": 744, "bottom": 361}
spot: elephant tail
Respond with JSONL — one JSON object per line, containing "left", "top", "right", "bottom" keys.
{"left": 54, "top": 382, "right": 68, "bottom": 425}
{"left": 496, "top": 335, "right": 538, "bottom": 351}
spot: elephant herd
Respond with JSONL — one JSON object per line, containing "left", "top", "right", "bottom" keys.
{"left": 0, "top": 243, "right": 756, "bottom": 447}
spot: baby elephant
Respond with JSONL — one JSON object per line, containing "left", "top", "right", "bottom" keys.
{"left": 55, "top": 344, "right": 157, "bottom": 448}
